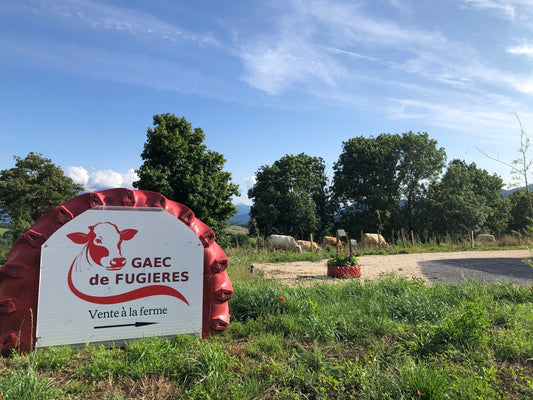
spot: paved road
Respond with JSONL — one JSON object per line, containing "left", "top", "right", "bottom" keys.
{"left": 356, "top": 250, "right": 533, "bottom": 285}
{"left": 418, "top": 253, "right": 533, "bottom": 285}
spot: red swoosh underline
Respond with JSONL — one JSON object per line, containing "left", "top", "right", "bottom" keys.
{"left": 68, "top": 262, "right": 189, "bottom": 306}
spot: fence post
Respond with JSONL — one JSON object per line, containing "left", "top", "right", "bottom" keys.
{"left": 310, "top": 233, "right": 315, "bottom": 252}
{"left": 411, "top": 230, "right": 415, "bottom": 246}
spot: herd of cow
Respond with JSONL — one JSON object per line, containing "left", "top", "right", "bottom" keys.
{"left": 266, "top": 232, "right": 498, "bottom": 253}
{"left": 266, "top": 233, "right": 389, "bottom": 252}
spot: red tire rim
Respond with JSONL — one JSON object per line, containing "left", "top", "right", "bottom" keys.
{"left": 327, "top": 265, "right": 361, "bottom": 279}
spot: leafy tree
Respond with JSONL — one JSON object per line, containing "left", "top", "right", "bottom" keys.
{"left": 332, "top": 134, "right": 402, "bottom": 234}
{"left": 332, "top": 132, "right": 446, "bottom": 236}
{"left": 248, "top": 153, "right": 329, "bottom": 238}
{"left": 398, "top": 131, "right": 446, "bottom": 231}
{"left": 426, "top": 160, "right": 508, "bottom": 235}
{"left": 507, "top": 190, "right": 533, "bottom": 234}
{"left": 133, "top": 114, "right": 239, "bottom": 236}
{"left": 0, "top": 153, "right": 84, "bottom": 239}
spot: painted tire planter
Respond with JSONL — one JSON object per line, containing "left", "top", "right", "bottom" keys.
{"left": 327, "top": 265, "right": 361, "bottom": 279}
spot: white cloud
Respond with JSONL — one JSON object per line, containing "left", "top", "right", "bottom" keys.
{"left": 66, "top": 167, "right": 138, "bottom": 192}
{"left": 235, "top": 0, "right": 533, "bottom": 135}
{"left": 240, "top": 23, "right": 347, "bottom": 95}
{"left": 231, "top": 176, "right": 256, "bottom": 205}
{"left": 64, "top": 166, "right": 89, "bottom": 186}
{"left": 385, "top": 97, "right": 518, "bottom": 135}
{"left": 507, "top": 78, "right": 533, "bottom": 94}
{"left": 460, "top": 0, "right": 533, "bottom": 22}
{"left": 3, "top": 0, "right": 217, "bottom": 46}
{"left": 507, "top": 43, "right": 533, "bottom": 56}
{"left": 460, "top": 0, "right": 516, "bottom": 19}
{"left": 245, "top": 176, "right": 257, "bottom": 187}
{"left": 238, "top": 0, "right": 498, "bottom": 102}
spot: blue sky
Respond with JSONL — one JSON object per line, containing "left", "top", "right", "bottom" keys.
{"left": 2, "top": 0, "right": 533, "bottom": 205}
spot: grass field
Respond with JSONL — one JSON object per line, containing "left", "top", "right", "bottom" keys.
{"left": 1, "top": 249, "right": 532, "bottom": 399}
{"left": 0, "top": 241, "right": 532, "bottom": 399}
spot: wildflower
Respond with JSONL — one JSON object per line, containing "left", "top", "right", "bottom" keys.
{"left": 280, "top": 296, "right": 285, "bottom": 301}
{"left": 417, "top": 390, "right": 421, "bottom": 396}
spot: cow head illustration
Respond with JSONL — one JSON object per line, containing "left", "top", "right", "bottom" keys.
{"left": 67, "top": 222, "right": 138, "bottom": 271}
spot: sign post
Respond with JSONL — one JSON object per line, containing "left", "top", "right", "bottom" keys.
{"left": 0, "top": 189, "right": 232, "bottom": 353}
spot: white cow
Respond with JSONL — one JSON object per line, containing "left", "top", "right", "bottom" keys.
{"left": 267, "top": 234, "right": 302, "bottom": 252}
{"left": 363, "top": 233, "right": 388, "bottom": 249}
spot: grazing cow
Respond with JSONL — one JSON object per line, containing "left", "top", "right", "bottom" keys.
{"left": 267, "top": 234, "right": 302, "bottom": 252}
{"left": 323, "top": 236, "right": 344, "bottom": 250}
{"left": 363, "top": 233, "right": 388, "bottom": 249}
{"left": 477, "top": 234, "right": 496, "bottom": 246}
{"left": 67, "top": 222, "right": 138, "bottom": 272}
{"left": 297, "top": 240, "right": 322, "bottom": 252}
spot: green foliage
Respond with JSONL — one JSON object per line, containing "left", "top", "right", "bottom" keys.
{"left": 0, "top": 152, "right": 83, "bottom": 239}
{"left": 433, "top": 300, "right": 491, "bottom": 347}
{"left": 0, "top": 243, "right": 11, "bottom": 265}
{"left": 32, "top": 346, "right": 73, "bottom": 370}
{"left": 0, "top": 224, "right": 14, "bottom": 263}
{"left": 134, "top": 114, "right": 239, "bottom": 236}
{"left": 508, "top": 190, "right": 533, "bottom": 234}
{"left": 217, "top": 228, "right": 254, "bottom": 249}
{"left": 0, "top": 352, "right": 57, "bottom": 400}
{"left": 398, "top": 131, "right": 447, "bottom": 230}
{"left": 326, "top": 251, "right": 359, "bottom": 266}
{"left": 249, "top": 153, "right": 330, "bottom": 237}
{"left": 332, "top": 132, "right": 446, "bottom": 235}
{"left": 333, "top": 133, "right": 402, "bottom": 233}
{"left": 426, "top": 159, "right": 508, "bottom": 235}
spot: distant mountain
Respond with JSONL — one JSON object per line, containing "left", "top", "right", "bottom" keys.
{"left": 501, "top": 184, "right": 533, "bottom": 196}
{"left": 229, "top": 203, "right": 251, "bottom": 224}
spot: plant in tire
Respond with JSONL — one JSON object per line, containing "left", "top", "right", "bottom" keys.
{"left": 326, "top": 252, "right": 359, "bottom": 267}
{"left": 326, "top": 252, "right": 361, "bottom": 278}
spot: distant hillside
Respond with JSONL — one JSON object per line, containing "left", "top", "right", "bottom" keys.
{"left": 229, "top": 203, "right": 251, "bottom": 224}
{"left": 501, "top": 184, "right": 533, "bottom": 196}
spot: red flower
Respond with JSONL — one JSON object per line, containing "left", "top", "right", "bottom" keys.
{"left": 280, "top": 296, "right": 285, "bottom": 301}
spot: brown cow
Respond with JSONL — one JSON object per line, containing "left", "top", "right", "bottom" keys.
{"left": 322, "top": 236, "right": 344, "bottom": 250}
{"left": 297, "top": 240, "right": 322, "bottom": 252}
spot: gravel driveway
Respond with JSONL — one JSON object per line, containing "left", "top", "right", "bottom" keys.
{"left": 253, "top": 249, "right": 533, "bottom": 285}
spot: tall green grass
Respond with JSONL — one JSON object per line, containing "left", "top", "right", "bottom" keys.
{"left": 2, "top": 276, "right": 531, "bottom": 399}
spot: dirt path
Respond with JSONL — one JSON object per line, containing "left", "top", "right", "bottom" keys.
{"left": 252, "top": 249, "right": 533, "bottom": 285}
